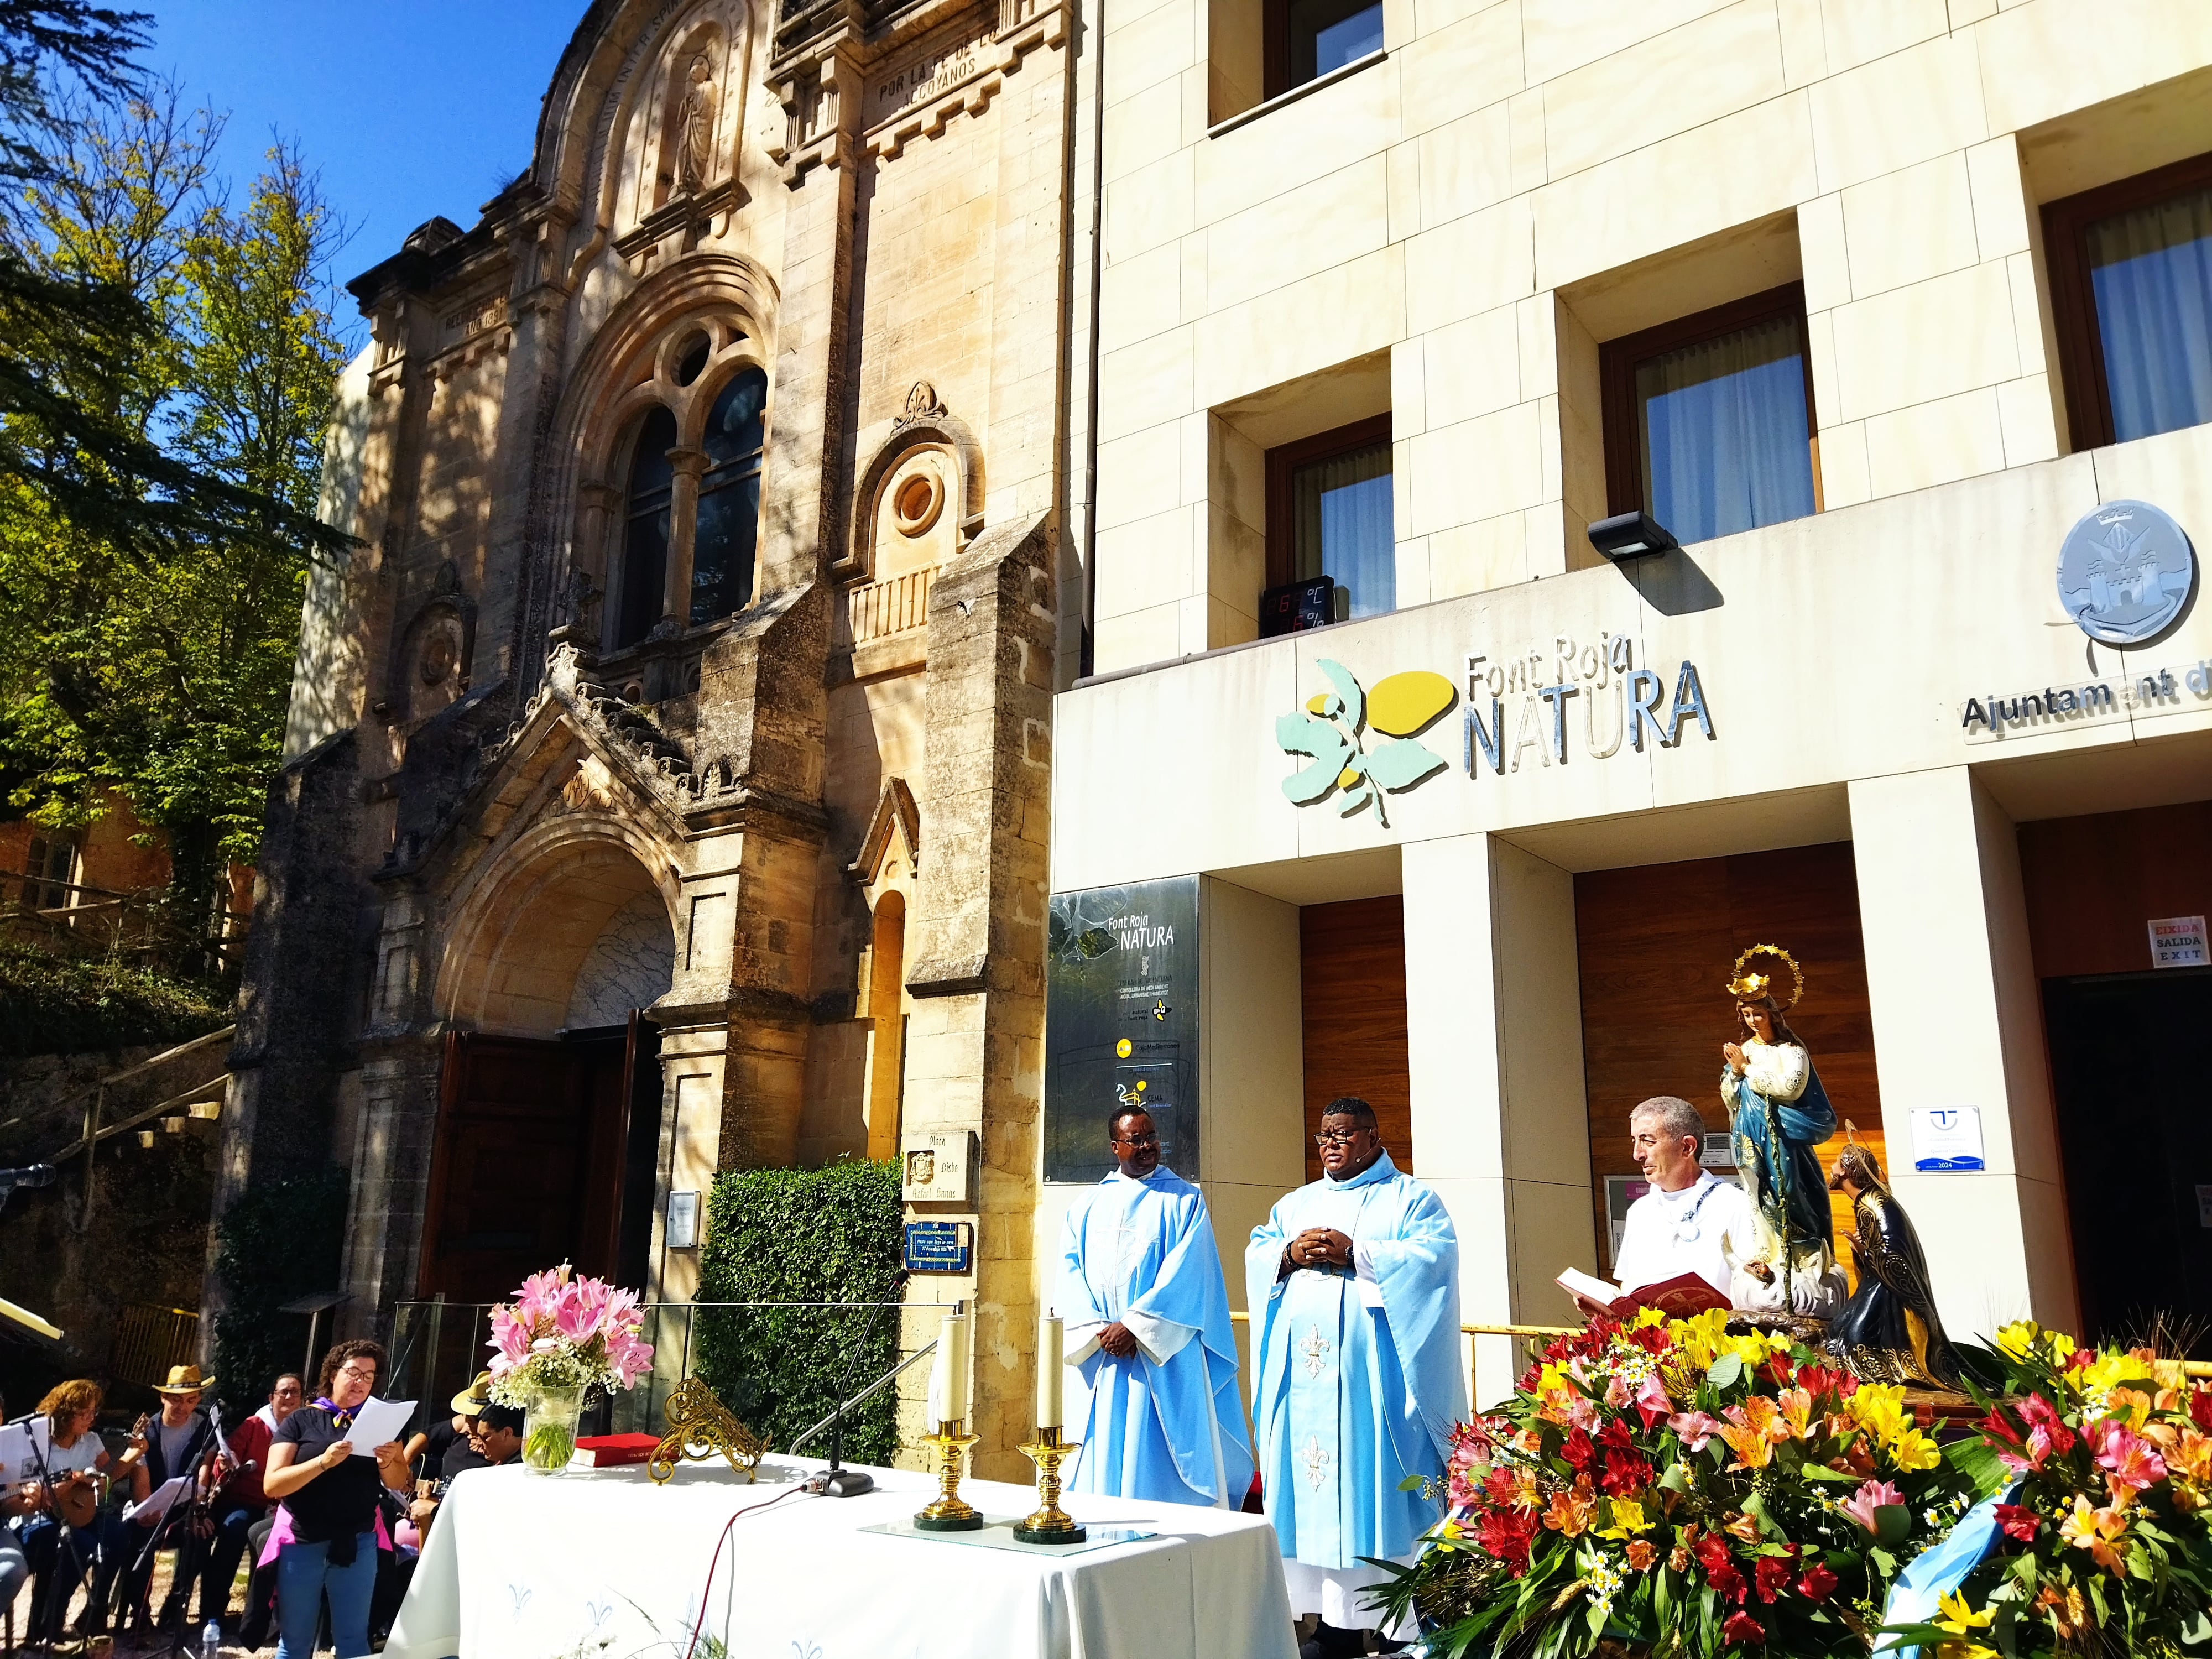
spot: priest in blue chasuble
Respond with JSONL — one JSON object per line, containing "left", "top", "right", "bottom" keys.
{"left": 1056, "top": 1105, "right": 1255, "bottom": 1506}
{"left": 1248, "top": 1097, "right": 1464, "bottom": 1656}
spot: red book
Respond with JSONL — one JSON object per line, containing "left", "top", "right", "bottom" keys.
{"left": 571, "top": 1433, "right": 661, "bottom": 1468}
{"left": 1558, "top": 1267, "right": 1731, "bottom": 1321}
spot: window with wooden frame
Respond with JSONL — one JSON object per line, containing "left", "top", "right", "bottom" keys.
{"left": 2043, "top": 150, "right": 2212, "bottom": 452}
{"left": 1265, "top": 414, "right": 1395, "bottom": 620}
{"left": 1598, "top": 282, "right": 1820, "bottom": 548}
{"left": 1263, "top": 0, "right": 1384, "bottom": 100}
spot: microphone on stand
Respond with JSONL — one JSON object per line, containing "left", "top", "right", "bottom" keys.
{"left": 820, "top": 1269, "right": 910, "bottom": 1498}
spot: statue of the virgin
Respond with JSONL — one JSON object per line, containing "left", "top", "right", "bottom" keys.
{"left": 1720, "top": 945, "right": 1846, "bottom": 1315}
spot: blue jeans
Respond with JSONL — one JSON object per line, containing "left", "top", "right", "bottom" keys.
{"left": 20, "top": 1510, "right": 129, "bottom": 1639}
{"left": 274, "top": 1532, "right": 378, "bottom": 1659}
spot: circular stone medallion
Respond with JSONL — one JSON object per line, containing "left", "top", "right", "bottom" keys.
{"left": 2056, "top": 498, "right": 2196, "bottom": 645}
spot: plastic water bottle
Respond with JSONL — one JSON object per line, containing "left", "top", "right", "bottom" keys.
{"left": 201, "top": 1619, "right": 222, "bottom": 1658}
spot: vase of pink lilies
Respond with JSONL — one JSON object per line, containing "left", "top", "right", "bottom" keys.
{"left": 487, "top": 1263, "right": 655, "bottom": 1474}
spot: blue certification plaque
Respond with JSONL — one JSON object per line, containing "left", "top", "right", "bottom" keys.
{"left": 904, "top": 1220, "right": 973, "bottom": 1274}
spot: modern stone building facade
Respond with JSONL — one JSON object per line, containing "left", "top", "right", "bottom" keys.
{"left": 223, "top": 0, "right": 1084, "bottom": 1469}
{"left": 1049, "top": 0, "right": 2212, "bottom": 1395}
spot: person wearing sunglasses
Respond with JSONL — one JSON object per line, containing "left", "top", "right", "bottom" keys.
{"left": 1246, "top": 1097, "right": 1463, "bottom": 1659}
{"left": 1054, "top": 1104, "right": 1254, "bottom": 1508}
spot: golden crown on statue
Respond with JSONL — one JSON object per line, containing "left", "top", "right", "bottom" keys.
{"left": 1726, "top": 943, "right": 1804, "bottom": 1007}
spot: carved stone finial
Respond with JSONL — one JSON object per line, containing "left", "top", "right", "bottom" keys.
{"left": 901, "top": 379, "right": 947, "bottom": 422}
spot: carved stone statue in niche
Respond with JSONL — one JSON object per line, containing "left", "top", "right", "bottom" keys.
{"left": 676, "top": 53, "right": 718, "bottom": 194}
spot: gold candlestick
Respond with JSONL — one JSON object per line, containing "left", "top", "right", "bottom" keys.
{"left": 913, "top": 1419, "right": 984, "bottom": 1532}
{"left": 1014, "top": 1425, "right": 1086, "bottom": 1543}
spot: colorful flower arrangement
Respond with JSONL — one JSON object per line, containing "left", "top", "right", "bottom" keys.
{"left": 1376, "top": 1310, "right": 1979, "bottom": 1657}
{"left": 1880, "top": 1319, "right": 2212, "bottom": 1658}
{"left": 486, "top": 1262, "right": 655, "bottom": 1406}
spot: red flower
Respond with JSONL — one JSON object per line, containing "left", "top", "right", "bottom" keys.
{"left": 1761, "top": 1354, "right": 1794, "bottom": 1387}
{"left": 1754, "top": 1556, "right": 1792, "bottom": 1604}
{"left": 1978, "top": 1405, "right": 2023, "bottom": 1447}
{"left": 1721, "top": 1610, "right": 1766, "bottom": 1646}
{"left": 2190, "top": 1387, "right": 2212, "bottom": 1431}
{"left": 1709, "top": 1562, "right": 1746, "bottom": 1603}
{"left": 1994, "top": 1504, "right": 2042, "bottom": 1541}
{"left": 1560, "top": 1427, "right": 1595, "bottom": 1472}
{"left": 1600, "top": 1449, "right": 1654, "bottom": 1496}
{"left": 1599, "top": 1415, "right": 1635, "bottom": 1451}
{"left": 1694, "top": 1533, "right": 1733, "bottom": 1573}
{"left": 1797, "top": 1563, "right": 1838, "bottom": 1603}
{"left": 2067, "top": 1348, "right": 2095, "bottom": 1375}
{"left": 1474, "top": 1506, "right": 1537, "bottom": 1575}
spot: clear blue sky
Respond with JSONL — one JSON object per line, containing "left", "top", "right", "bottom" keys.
{"left": 144, "top": 1, "right": 583, "bottom": 337}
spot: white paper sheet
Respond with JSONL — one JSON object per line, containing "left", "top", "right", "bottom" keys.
{"left": 125, "top": 1473, "right": 192, "bottom": 1525}
{"left": 345, "top": 1396, "right": 416, "bottom": 1456}
{"left": 0, "top": 1415, "right": 52, "bottom": 1482}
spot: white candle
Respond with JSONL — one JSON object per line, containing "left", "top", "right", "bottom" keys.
{"left": 1037, "top": 1311, "right": 1064, "bottom": 1428}
{"left": 934, "top": 1307, "right": 969, "bottom": 1425}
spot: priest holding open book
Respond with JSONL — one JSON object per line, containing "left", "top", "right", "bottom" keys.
{"left": 1565, "top": 1095, "right": 1754, "bottom": 1318}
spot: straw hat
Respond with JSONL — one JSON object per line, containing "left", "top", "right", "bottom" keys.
{"left": 449, "top": 1370, "right": 495, "bottom": 1417}
{"left": 154, "top": 1364, "right": 215, "bottom": 1397}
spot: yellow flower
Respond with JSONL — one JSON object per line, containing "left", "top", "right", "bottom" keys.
{"left": 1887, "top": 1428, "right": 1943, "bottom": 1473}
{"left": 1598, "top": 1495, "right": 1655, "bottom": 1538}
{"left": 2047, "top": 1331, "right": 2076, "bottom": 1366}
{"left": 1933, "top": 1589, "right": 1998, "bottom": 1659}
{"left": 1632, "top": 1306, "right": 1666, "bottom": 1330}
{"left": 1994, "top": 1321, "right": 2041, "bottom": 1361}
{"left": 1849, "top": 1384, "right": 1908, "bottom": 1442}
{"left": 1667, "top": 1311, "right": 1729, "bottom": 1371}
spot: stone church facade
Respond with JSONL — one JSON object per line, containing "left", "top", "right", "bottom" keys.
{"left": 222, "top": 0, "right": 1084, "bottom": 1469}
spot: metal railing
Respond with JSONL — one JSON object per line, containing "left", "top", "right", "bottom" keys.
{"left": 112, "top": 1303, "right": 201, "bottom": 1389}
{"left": 385, "top": 1298, "right": 963, "bottom": 1444}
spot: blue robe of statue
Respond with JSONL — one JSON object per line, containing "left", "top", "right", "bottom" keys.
{"left": 1245, "top": 1152, "right": 1464, "bottom": 1585}
{"left": 1056, "top": 1166, "right": 1255, "bottom": 1506}
{"left": 1720, "top": 1043, "right": 1838, "bottom": 1254}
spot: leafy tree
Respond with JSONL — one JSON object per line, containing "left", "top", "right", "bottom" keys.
{"left": 0, "top": 17, "right": 352, "bottom": 970}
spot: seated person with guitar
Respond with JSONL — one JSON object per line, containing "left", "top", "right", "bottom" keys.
{"left": 116, "top": 1365, "right": 225, "bottom": 1636}
{"left": 17, "top": 1378, "right": 133, "bottom": 1646}
{"left": 409, "top": 1375, "right": 524, "bottom": 1540}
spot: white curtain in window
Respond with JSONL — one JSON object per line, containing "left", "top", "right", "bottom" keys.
{"left": 1635, "top": 312, "right": 1814, "bottom": 546}
{"left": 2088, "top": 184, "right": 2212, "bottom": 444}
{"left": 1291, "top": 441, "right": 1394, "bottom": 618}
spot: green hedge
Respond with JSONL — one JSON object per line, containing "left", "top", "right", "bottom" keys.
{"left": 0, "top": 945, "right": 229, "bottom": 1058}
{"left": 209, "top": 1166, "right": 347, "bottom": 1420}
{"left": 695, "top": 1159, "right": 905, "bottom": 1467}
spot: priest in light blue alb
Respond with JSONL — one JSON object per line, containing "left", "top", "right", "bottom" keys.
{"left": 1056, "top": 1105, "right": 1254, "bottom": 1507}
{"left": 1248, "top": 1097, "right": 1464, "bottom": 1656}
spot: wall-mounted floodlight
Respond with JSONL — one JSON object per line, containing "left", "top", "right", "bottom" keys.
{"left": 1587, "top": 510, "right": 1681, "bottom": 562}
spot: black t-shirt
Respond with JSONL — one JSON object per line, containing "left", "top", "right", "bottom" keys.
{"left": 415, "top": 1420, "right": 460, "bottom": 1481}
{"left": 437, "top": 1439, "right": 487, "bottom": 1484}
{"left": 273, "top": 1407, "right": 383, "bottom": 1543}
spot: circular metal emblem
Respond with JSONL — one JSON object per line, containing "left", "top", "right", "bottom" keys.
{"left": 2056, "top": 498, "right": 2196, "bottom": 645}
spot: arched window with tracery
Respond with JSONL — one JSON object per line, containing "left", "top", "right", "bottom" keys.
{"left": 601, "top": 322, "right": 769, "bottom": 653}
{"left": 690, "top": 366, "right": 764, "bottom": 624}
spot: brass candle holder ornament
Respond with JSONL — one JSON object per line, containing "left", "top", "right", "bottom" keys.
{"left": 1014, "top": 1424, "right": 1086, "bottom": 1543}
{"left": 913, "top": 1420, "right": 984, "bottom": 1531}
{"left": 913, "top": 1303, "right": 984, "bottom": 1531}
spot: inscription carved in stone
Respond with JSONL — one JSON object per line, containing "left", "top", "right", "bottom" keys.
{"left": 873, "top": 36, "right": 985, "bottom": 120}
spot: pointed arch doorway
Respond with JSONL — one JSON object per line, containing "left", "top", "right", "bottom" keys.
{"left": 424, "top": 836, "right": 677, "bottom": 1302}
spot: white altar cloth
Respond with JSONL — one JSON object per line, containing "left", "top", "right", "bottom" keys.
{"left": 384, "top": 1454, "right": 1298, "bottom": 1659}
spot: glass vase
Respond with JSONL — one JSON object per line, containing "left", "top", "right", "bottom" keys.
{"left": 522, "top": 1385, "right": 584, "bottom": 1475}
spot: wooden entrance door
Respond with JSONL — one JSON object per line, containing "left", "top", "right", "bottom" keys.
{"left": 418, "top": 1030, "right": 631, "bottom": 1302}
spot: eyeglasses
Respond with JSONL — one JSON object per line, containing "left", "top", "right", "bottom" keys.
{"left": 335, "top": 1364, "right": 375, "bottom": 1382}
{"left": 1313, "top": 1128, "right": 1368, "bottom": 1146}
{"left": 1113, "top": 1131, "right": 1160, "bottom": 1146}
